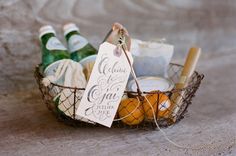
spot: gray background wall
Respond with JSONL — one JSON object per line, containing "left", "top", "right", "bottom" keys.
{"left": 0, "top": 0, "right": 236, "bottom": 93}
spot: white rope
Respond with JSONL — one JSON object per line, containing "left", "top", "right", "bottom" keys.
{"left": 113, "top": 97, "right": 141, "bottom": 121}
{"left": 142, "top": 94, "right": 236, "bottom": 151}
{"left": 143, "top": 94, "right": 191, "bottom": 149}
{"left": 120, "top": 42, "right": 236, "bottom": 151}
{"left": 119, "top": 38, "right": 215, "bottom": 150}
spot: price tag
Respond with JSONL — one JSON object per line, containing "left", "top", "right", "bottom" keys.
{"left": 76, "top": 42, "right": 133, "bottom": 127}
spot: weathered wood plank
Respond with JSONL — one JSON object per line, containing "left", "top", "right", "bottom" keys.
{"left": 0, "top": 1, "right": 236, "bottom": 155}
{"left": 0, "top": 0, "right": 236, "bottom": 92}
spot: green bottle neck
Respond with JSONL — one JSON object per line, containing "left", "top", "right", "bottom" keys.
{"left": 65, "top": 31, "right": 81, "bottom": 41}
{"left": 41, "top": 33, "right": 56, "bottom": 45}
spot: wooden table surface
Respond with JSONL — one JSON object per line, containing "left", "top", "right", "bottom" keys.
{"left": 0, "top": 1, "right": 236, "bottom": 155}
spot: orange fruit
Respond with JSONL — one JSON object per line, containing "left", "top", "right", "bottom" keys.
{"left": 118, "top": 98, "right": 144, "bottom": 125}
{"left": 143, "top": 92, "right": 172, "bottom": 120}
{"left": 157, "top": 94, "right": 172, "bottom": 118}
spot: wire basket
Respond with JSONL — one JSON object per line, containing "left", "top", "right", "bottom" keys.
{"left": 34, "top": 63, "right": 204, "bottom": 129}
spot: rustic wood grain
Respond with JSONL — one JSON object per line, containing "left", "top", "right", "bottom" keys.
{"left": 0, "top": 0, "right": 236, "bottom": 92}
{"left": 0, "top": 1, "right": 236, "bottom": 155}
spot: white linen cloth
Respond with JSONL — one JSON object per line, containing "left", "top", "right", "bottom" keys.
{"left": 42, "top": 59, "right": 92, "bottom": 123}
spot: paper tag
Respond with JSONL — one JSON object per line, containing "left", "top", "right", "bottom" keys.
{"left": 76, "top": 42, "right": 133, "bottom": 127}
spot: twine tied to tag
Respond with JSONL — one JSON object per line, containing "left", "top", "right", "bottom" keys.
{"left": 116, "top": 28, "right": 220, "bottom": 151}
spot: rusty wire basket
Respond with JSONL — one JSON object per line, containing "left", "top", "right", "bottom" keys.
{"left": 34, "top": 63, "right": 204, "bottom": 129}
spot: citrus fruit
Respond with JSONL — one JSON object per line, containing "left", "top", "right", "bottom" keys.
{"left": 118, "top": 98, "right": 144, "bottom": 125}
{"left": 143, "top": 92, "right": 172, "bottom": 120}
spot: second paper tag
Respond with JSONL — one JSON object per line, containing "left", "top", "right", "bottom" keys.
{"left": 76, "top": 42, "right": 133, "bottom": 127}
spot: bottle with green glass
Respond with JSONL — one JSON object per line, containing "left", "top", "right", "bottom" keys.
{"left": 63, "top": 23, "right": 97, "bottom": 62}
{"left": 39, "top": 25, "right": 70, "bottom": 71}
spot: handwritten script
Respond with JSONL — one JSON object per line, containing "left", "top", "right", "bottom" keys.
{"left": 76, "top": 42, "right": 133, "bottom": 127}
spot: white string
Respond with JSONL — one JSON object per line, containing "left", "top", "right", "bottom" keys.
{"left": 122, "top": 45, "right": 236, "bottom": 151}
{"left": 119, "top": 67, "right": 193, "bottom": 149}
{"left": 119, "top": 37, "right": 218, "bottom": 150}
{"left": 142, "top": 94, "right": 236, "bottom": 150}
{"left": 113, "top": 97, "right": 141, "bottom": 121}
{"left": 143, "top": 94, "right": 192, "bottom": 149}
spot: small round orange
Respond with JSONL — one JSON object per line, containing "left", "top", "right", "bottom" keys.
{"left": 118, "top": 98, "right": 144, "bottom": 125}
{"left": 157, "top": 94, "right": 172, "bottom": 118}
{"left": 143, "top": 92, "right": 172, "bottom": 120}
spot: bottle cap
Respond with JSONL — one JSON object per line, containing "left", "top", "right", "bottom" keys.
{"left": 39, "top": 25, "right": 56, "bottom": 39}
{"left": 63, "top": 23, "right": 80, "bottom": 36}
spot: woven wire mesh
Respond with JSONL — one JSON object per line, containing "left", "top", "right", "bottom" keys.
{"left": 34, "top": 63, "right": 204, "bottom": 129}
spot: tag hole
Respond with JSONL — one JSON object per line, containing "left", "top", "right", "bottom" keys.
{"left": 114, "top": 47, "right": 122, "bottom": 57}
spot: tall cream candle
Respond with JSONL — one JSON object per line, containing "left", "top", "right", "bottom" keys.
{"left": 170, "top": 47, "right": 201, "bottom": 122}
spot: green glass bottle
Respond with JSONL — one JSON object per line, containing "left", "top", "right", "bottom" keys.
{"left": 39, "top": 25, "right": 70, "bottom": 71}
{"left": 63, "top": 23, "right": 97, "bottom": 62}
